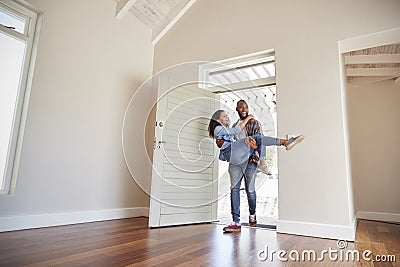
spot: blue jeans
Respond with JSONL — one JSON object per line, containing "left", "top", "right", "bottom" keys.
{"left": 221, "top": 133, "right": 280, "bottom": 166}
{"left": 228, "top": 162, "right": 258, "bottom": 223}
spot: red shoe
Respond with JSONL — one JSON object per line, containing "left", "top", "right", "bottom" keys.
{"left": 249, "top": 214, "right": 257, "bottom": 227}
{"left": 223, "top": 222, "right": 241, "bottom": 232}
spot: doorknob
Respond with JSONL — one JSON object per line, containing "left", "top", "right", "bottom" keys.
{"left": 156, "top": 140, "right": 165, "bottom": 149}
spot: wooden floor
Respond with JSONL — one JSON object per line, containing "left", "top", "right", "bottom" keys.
{"left": 0, "top": 218, "right": 398, "bottom": 266}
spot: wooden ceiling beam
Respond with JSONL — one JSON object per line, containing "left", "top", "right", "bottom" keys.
{"left": 349, "top": 76, "right": 396, "bottom": 85}
{"left": 116, "top": 0, "right": 138, "bottom": 20}
{"left": 152, "top": 0, "right": 198, "bottom": 45}
{"left": 206, "top": 76, "right": 276, "bottom": 93}
{"left": 344, "top": 54, "right": 400, "bottom": 65}
{"left": 346, "top": 68, "right": 400, "bottom": 77}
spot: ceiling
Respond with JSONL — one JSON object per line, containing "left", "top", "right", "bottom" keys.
{"left": 220, "top": 86, "right": 277, "bottom": 136}
{"left": 209, "top": 61, "right": 275, "bottom": 88}
{"left": 115, "top": 0, "right": 196, "bottom": 44}
{"left": 344, "top": 44, "right": 400, "bottom": 85}
{"left": 213, "top": 60, "right": 278, "bottom": 135}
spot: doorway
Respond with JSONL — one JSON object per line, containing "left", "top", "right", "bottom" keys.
{"left": 217, "top": 86, "right": 278, "bottom": 228}
{"left": 338, "top": 29, "right": 400, "bottom": 223}
{"left": 200, "top": 50, "right": 279, "bottom": 228}
{"left": 146, "top": 51, "right": 279, "bottom": 228}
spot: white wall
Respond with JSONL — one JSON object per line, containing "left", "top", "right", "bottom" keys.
{"left": 0, "top": 0, "right": 153, "bottom": 227}
{"left": 347, "top": 79, "right": 400, "bottom": 217}
{"left": 152, "top": 0, "right": 400, "bottom": 239}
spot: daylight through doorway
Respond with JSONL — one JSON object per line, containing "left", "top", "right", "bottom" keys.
{"left": 217, "top": 85, "right": 278, "bottom": 228}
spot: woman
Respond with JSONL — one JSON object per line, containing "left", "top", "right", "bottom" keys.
{"left": 208, "top": 110, "right": 304, "bottom": 166}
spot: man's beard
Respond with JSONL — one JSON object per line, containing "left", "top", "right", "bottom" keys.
{"left": 238, "top": 112, "right": 248, "bottom": 120}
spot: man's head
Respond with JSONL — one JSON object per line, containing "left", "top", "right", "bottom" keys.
{"left": 236, "top": 100, "right": 249, "bottom": 120}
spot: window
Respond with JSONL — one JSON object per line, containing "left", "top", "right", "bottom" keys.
{"left": 199, "top": 50, "right": 276, "bottom": 91}
{"left": 0, "top": 0, "right": 40, "bottom": 194}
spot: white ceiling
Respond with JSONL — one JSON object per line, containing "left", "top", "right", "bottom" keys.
{"left": 115, "top": 0, "right": 197, "bottom": 44}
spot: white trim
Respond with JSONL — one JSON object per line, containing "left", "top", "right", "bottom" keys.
{"left": 338, "top": 52, "right": 355, "bottom": 228}
{"left": 357, "top": 211, "right": 400, "bottom": 223}
{"left": 152, "top": 0, "right": 198, "bottom": 45}
{"left": 0, "top": 207, "right": 149, "bottom": 232}
{"left": 277, "top": 219, "right": 356, "bottom": 241}
{"left": 212, "top": 49, "right": 275, "bottom": 66}
{"left": 339, "top": 28, "right": 400, "bottom": 53}
{"left": 353, "top": 216, "right": 358, "bottom": 237}
{"left": 199, "top": 50, "right": 275, "bottom": 89}
{"left": 0, "top": 0, "right": 40, "bottom": 195}
{"left": 8, "top": 14, "right": 42, "bottom": 195}
{"left": 115, "top": 0, "right": 138, "bottom": 20}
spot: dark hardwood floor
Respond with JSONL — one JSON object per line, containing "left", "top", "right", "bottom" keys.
{"left": 0, "top": 218, "right": 398, "bottom": 266}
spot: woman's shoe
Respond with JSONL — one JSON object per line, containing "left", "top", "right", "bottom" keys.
{"left": 257, "top": 164, "right": 272, "bottom": 175}
{"left": 285, "top": 135, "right": 305, "bottom": 151}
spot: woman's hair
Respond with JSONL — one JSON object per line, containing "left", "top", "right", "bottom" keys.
{"left": 208, "top": 110, "right": 224, "bottom": 138}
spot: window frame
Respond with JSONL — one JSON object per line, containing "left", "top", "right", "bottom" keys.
{"left": 198, "top": 49, "right": 276, "bottom": 92}
{"left": 0, "top": 0, "right": 41, "bottom": 194}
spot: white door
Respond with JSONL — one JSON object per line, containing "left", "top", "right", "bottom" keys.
{"left": 149, "top": 68, "right": 219, "bottom": 228}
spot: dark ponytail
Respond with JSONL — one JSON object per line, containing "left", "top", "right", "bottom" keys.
{"left": 208, "top": 110, "right": 224, "bottom": 138}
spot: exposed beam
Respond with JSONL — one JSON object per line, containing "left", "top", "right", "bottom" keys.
{"left": 130, "top": 7, "right": 156, "bottom": 28}
{"left": 349, "top": 76, "right": 396, "bottom": 86}
{"left": 339, "top": 28, "right": 400, "bottom": 53}
{"left": 207, "top": 76, "right": 276, "bottom": 93}
{"left": 344, "top": 54, "right": 400, "bottom": 65}
{"left": 346, "top": 68, "right": 400, "bottom": 77}
{"left": 116, "top": 0, "right": 138, "bottom": 20}
{"left": 152, "top": 0, "right": 198, "bottom": 45}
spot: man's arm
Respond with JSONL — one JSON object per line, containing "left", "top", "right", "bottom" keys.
{"left": 246, "top": 118, "right": 263, "bottom": 164}
{"left": 246, "top": 118, "right": 262, "bottom": 136}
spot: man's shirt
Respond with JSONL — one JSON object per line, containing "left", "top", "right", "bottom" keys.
{"left": 232, "top": 118, "right": 262, "bottom": 164}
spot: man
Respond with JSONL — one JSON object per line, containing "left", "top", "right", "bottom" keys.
{"left": 223, "top": 99, "right": 262, "bottom": 232}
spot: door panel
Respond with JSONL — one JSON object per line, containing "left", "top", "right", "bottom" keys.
{"left": 149, "top": 70, "right": 219, "bottom": 227}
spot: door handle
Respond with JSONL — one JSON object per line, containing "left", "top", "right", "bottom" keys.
{"left": 156, "top": 140, "right": 166, "bottom": 149}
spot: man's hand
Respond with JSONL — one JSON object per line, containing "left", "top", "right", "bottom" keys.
{"left": 245, "top": 137, "right": 258, "bottom": 150}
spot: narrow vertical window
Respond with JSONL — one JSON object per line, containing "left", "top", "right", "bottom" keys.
{"left": 0, "top": 0, "right": 39, "bottom": 194}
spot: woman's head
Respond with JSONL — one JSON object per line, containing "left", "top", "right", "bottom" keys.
{"left": 208, "top": 110, "right": 229, "bottom": 138}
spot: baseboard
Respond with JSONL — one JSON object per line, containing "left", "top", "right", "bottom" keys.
{"left": 0, "top": 207, "right": 150, "bottom": 232}
{"left": 277, "top": 219, "right": 356, "bottom": 241}
{"left": 357, "top": 211, "right": 400, "bottom": 223}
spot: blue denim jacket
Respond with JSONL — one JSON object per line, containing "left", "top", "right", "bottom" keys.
{"left": 214, "top": 124, "right": 242, "bottom": 161}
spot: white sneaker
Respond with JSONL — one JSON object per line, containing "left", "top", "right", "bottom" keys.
{"left": 285, "top": 135, "right": 305, "bottom": 151}
{"left": 257, "top": 164, "right": 272, "bottom": 175}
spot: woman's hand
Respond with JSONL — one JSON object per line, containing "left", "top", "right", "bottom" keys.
{"left": 245, "top": 137, "right": 258, "bottom": 149}
{"left": 240, "top": 114, "right": 254, "bottom": 129}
